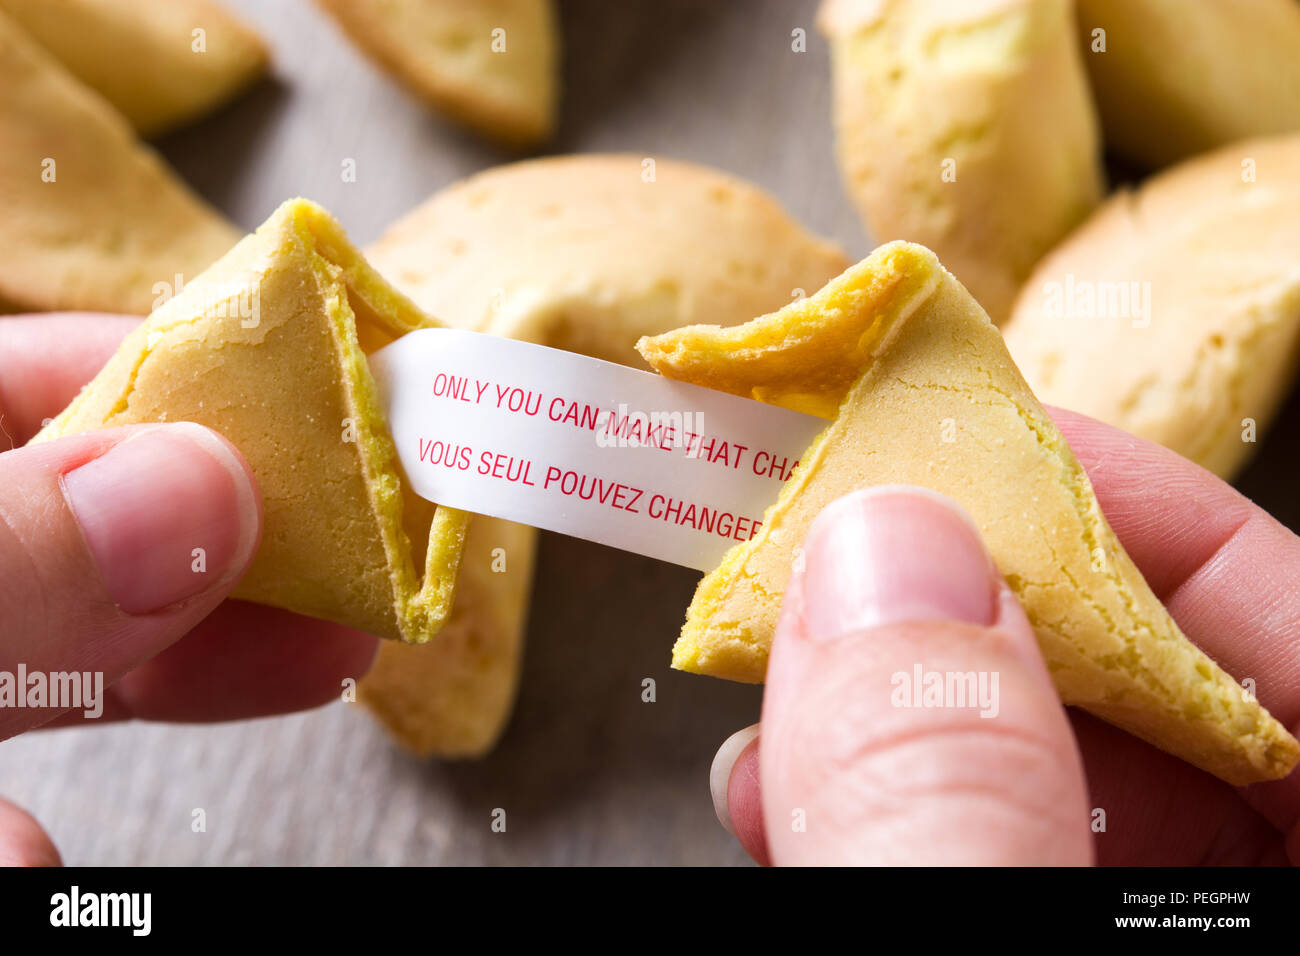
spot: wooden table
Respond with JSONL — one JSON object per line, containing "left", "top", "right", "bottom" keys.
{"left": 2, "top": 0, "right": 1295, "bottom": 865}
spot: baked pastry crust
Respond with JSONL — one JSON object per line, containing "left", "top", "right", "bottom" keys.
{"left": 1075, "top": 0, "right": 1300, "bottom": 167}
{"left": 367, "top": 155, "right": 851, "bottom": 362}
{"left": 1004, "top": 134, "right": 1300, "bottom": 479}
{"left": 0, "top": 0, "right": 268, "bottom": 136}
{"left": 32, "top": 199, "right": 468, "bottom": 645}
{"left": 316, "top": 0, "right": 557, "bottom": 147}
{"left": 639, "top": 241, "right": 1300, "bottom": 785}
{"left": 819, "top": 0, "right": 1103, "bottom": 323}
{"left": 0, "top": 8, "right": 240, "bottom": 314}
{"left": 359, "top": 155, "right": 849, "bottom": 757}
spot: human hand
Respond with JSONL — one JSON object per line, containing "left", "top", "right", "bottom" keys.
{"left": 711, "top": 410, "right": 1300, "bottom": 866}
{"left": 0, "top": 314, "right": 380, "bottom": 865}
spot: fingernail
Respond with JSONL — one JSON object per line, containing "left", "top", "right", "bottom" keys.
{"left": 800, "top": 485, "right": 998, "bottom": 641}
{"left": 63, "top": 423, "right": 259, "bottom": 614}
{"left": 710, "top": 724, "right": 759, "bottom": 835}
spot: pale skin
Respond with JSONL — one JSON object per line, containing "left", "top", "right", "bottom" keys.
{"left": 2, "top": 314, "right": 1298, "bottom": 865}
{"left": 0, "top": 314, "right": 378, "bottom": 865}
{"left": 714, "top": 409, "right": 1300, "bottom": 866}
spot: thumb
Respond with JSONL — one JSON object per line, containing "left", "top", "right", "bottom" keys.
{"left": 757, "top": 486, "right": 1093, "bottom": 865}
{"left": 0, "top": 423, "right": 260, "bottom": 739}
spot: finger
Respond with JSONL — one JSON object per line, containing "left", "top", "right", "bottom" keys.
{"left": 710, "top": 725, "right": 769, "bottom": 865}
{"left": 0, "top": 314, "right": 138, "bottom": 445}
{"left": 0, "top": 795, "right": 61, "bottom": 867}
{"left": 1069, "top": 711, "right": 1289, "bottom": 866}
{"left": 758, "top": 486, "right": 1093, "bottom": 865}
{"left": 41, "top": 601, "right": 379, "bottom": 725}
{"left": 98, "top": 601, "right": 378, "bottom": 722}
{"left": 0, "top": 424, "right": 261, "bottom": 739}
{"left": 1049, "top": 408, "right": 1300, "bottom": 838}
{"left": 721, "top": 686, "right": 1287, "bottom": 865}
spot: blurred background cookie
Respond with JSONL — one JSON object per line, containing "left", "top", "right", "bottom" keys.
{"left": 0, "top": 8, "right": 239, "bottom": 314}
{"left": 1074, "top": 0, "right": 1300, "bottom": 168}
{"left": 1004, "top": 135, "right": 1300, "bottom": 479}
{"left": 0, "top": 0, "right": 268, "bottom": 136}
{"left": 316, "top": 0, "right": 557, "bottom": 147}
{"left": 819, "top": 0, "right": 1103, "bottom": 323}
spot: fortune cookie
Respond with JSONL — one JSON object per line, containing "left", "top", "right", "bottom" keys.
{"left": 1003, "top": 135, "right": 1300, "bottom": 480}
{"left": 818, "top": 0, "right": 1103, "bottom": 323}
{"left": 0, "top": 0, "right": 268, "bottom": 136}
{"left": 33, "top": 198, "right": 469, "bottom": 644}
{"left": 367, "top": 155, "right": 851, "bottom": 361}
{"left": 316, "top": 0, "right": 557, "bottom": 147}
{"left": 359, "top": 155, "right": 849, "bottom": 756}
{"left": 638, "top": 241, "right": 1300, "bottom": 785}
{"left": 1074, "top": 0, "right": 1300, "bottom": 168}
{"left": 0, "top": 8, "right": 241, "bottom": 314}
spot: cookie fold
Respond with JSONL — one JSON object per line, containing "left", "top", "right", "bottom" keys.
{"left": 33, "top": 199, "right": 468, "bottom": 644}
{"left": 359, "top": 154, "right": 849, "bottom": 756}
{"left": 638, "top": 241, "right": 1300, "bottom": 785}
{"left": 316, "top": 0, "right": 557, "bottom": 147}
{"left": 0, "top": 8, "right": 240, "bottom": 314}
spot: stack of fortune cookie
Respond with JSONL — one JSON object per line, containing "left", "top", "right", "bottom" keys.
{"left": 9, "top": 1, "right": 1300, "bottom": 789}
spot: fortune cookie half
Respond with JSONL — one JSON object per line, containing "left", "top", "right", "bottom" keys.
{"left": 1003, "top": 135, "right": 1300, "bottom": 480}
{"left": 638, "top": 242, "right": 1300, "bottom": 785}
{"left": 0, "top": 8, "right": 241, "bottom": 314}
{"left": 316, "top": 0, "right": 557, "bottom": 147}
{"left": 33, "top": 199, "right": 469, "bottom": 645}
{"left": 818, "top": 0, "right": 1103, "bottom": 324}
{"left": 359, "top": 155, "right": 850, "bottom": 756}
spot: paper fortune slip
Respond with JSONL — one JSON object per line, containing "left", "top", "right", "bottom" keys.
{"left": 368, "top": 329, "right": 826, "bottom": 571}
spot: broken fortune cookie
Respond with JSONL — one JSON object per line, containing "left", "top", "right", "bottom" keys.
{"left": 638, "top": 242, "right": 1300, "bottom": 786}
{"left": 357, "top": 154, "right": 850, "bottom": 756}
{"left": 32, "top": 198, "right": 468, "bottom": 645}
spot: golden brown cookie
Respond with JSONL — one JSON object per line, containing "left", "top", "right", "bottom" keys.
{"left": 316, "top": 0, "right": 557, "bottom": 147}
{"left": 359, "top": 516, "right": 536, "bottom": 758}
{"left": 1075, "top": 0, "right": 1300, "bottom": 167}
{"left": 33, "top": 199, "right": 469, "bottom": 644}
{"left": 819, "top": 0, "right": 1103, "bottom": 323}
{"left": 0, "top": 8, "right": 240, "bottom": 314}
{"left": 1003, "top": 135, "right": 1300, "bottom": 479}
{"left": 359, "top": 154, "right": 850, "bottom": 757}
{"left": 367, "top": 155, "right": 851, "bottom": 362}
{"left": 639, "top": 242, "right": 1299, "bottom": 785}
{"left": 0, "top": 0, "right": 268, "bottom": 136}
